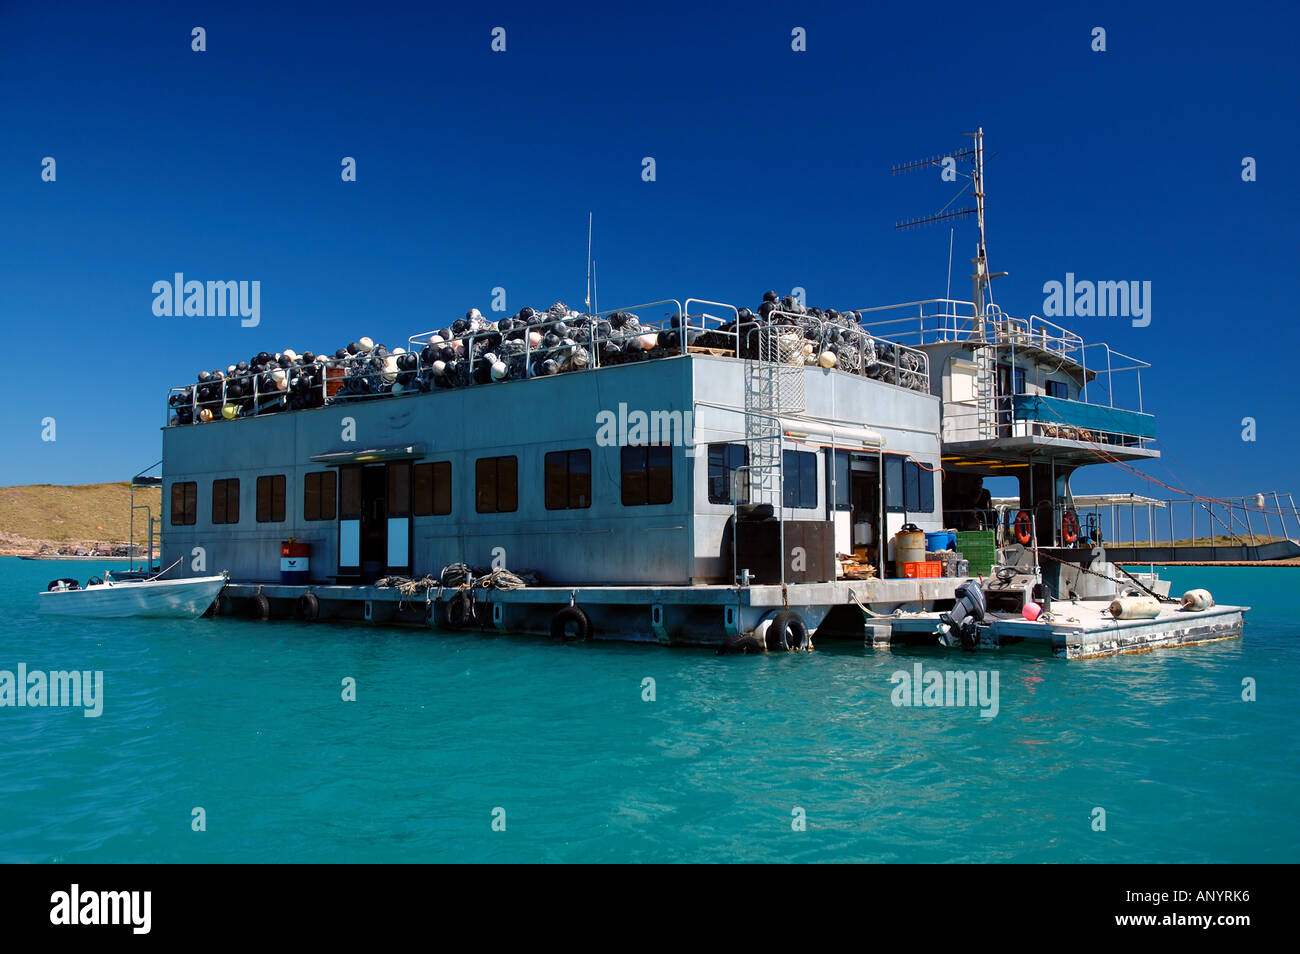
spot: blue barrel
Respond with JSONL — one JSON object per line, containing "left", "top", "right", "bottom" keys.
{"left": 925, "top": 531, "right": 950, "bottom": 552}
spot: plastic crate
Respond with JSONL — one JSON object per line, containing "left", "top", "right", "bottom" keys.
{"left": 904, "top": 561, "right": 943, "bottom": 578}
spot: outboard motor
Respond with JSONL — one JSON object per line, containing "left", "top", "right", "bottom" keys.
{"left": 939, "top": 580, "right": 987, "bottom": 651}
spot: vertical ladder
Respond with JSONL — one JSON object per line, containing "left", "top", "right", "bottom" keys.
{"left": 739, "top": 326, "right": 806, "bottom": 581}
{"left": 973, "top": 340, "right": 998, "bottom": 440}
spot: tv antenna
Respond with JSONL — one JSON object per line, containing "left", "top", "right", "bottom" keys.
{"left": 584, "top": 212, "right": 593, "bottom": 315}
{"left": 891, "top": 127, "right": 1005, "bottom": 332}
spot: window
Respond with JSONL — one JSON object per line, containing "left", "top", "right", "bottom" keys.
{"left": 212, "top": 478, "right": 240, "bottom": 524}
{"left": 256, "top": 475, "right": 286, "bottom": 523}
{"left": 545, "top": 450, "right": 591, "bottom": 510}
{"left": 170, "top": 481, "right": 197, "bottom": 526}
{"left": 414, "top": 462, "right": 452, "bottom": 516}
{"left": 782, "top": 450, "right": 818, "bottom": 509}
{"left": 885, "top": 456, "right": 935, "bottom": 514}
{"left": 1046, "top": 380, "right": 1069, "bottom": 399}
{"left": 303, "top": 471, "right": 337, "bottom": 521}
{"left": 621, "top": 445, "right": 673, "bottom": 506}
{"left": 476, "top": 456, "right": 518, "bottom": 513}
{"left": 829, "top": 449, "right": 852, "bottom": 510}
{"left": 339, "top": 466, "right": 361, "bottom": 520}
{"left": 387, "top": 462, "right": 412, "bottom": 517}
{"left": 707, "top": 443, "right": 748, "bottom": 504}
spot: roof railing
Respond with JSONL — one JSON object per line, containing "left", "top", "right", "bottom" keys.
{"left": 163, "top": 296, "right": 941, "bottom": 425}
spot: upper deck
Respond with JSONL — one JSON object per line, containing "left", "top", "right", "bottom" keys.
{"left": 164, "top": 296, "right": 932, "bottom": 428}
{"left": 857, "top": 298, "right": 1157, "bottom": 469}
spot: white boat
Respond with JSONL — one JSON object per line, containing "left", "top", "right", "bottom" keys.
{"left": 39, "top": 570, "right": 229, "bottom": 618}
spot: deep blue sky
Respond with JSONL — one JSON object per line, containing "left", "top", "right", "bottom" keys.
{"left": 2, "top": 0, "right": 1296, "bottom": 503}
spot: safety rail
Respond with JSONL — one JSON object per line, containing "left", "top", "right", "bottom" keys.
{"left": 1075, "top": 492, "right": 1300, "bottom": 552}
{"left": 855, "top": 298, "right": 1084, "bottom": 358}
{"left": 165, "top": 296, "right": 936, "bottom": 425}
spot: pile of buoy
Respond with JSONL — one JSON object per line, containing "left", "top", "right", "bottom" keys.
{"left": 169, "top": 293, "right": 928, "bottom": 425}
{"left": 169, "top": 348, "right": 330, "bottom": 424}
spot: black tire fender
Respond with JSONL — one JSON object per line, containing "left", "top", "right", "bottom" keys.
{"left": 765, "top": 611, "right": 811, "bottom": 652}
{"left": 717, "top": 634, "right": 765, "bottom": 655}
{"left": 551, "top": 605, "right": 592, "bottom": 641}
{"left": 445, "top": 589, "right": 474, "bottom": 627}
{"left": 296, "top": 592, "right": 320, "bottom": 622}
{"left": 251, "top": 591, "right": 271, "bottom": 621}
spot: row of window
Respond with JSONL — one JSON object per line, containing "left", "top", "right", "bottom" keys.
{"left": 171, "top": 444, "right": 937, "bottom": 526}
{"left": 170, "top": 448, "right": 674, "bottom": 526}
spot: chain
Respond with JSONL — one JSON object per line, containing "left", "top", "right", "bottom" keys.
{"left": 1036, "top": 549, "right": 1176, "bottom": 603}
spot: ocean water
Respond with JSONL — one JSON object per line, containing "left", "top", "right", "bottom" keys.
{"left": 0, "top": 557, "right": 1295, "bottom": 863}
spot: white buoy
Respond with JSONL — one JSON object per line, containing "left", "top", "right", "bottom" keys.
{"left": 528, "top": 331, "right": 543, "bottom": 348}
{"left": 491, "top": 361, "right": 508, "bottom": 381}
{"left": 1180, "top": 589, "right": 1215, "bottom": 611}
{"left": 382, "top": 355, "right": 399, "bottom": 383}
{"left": 432, "top": 360, "right": 447, "bottom": 375}
{"left": 467, "top": 308, "right": 482, "bottom": 321}
{"left": 1108, "top": 596, "right": 1162, "bottom": 620}
{"left": 819, "top": 351, "right": 837, "bottom": 369}
{"left": 639, "top": 333, "right": 658, "bottom": 350}
{"left": 359, "top": 336, "right": 374, "bottom": 351}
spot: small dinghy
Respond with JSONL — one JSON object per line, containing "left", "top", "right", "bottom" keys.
{"left": 39, "top": 569, "right": 229, "bottom": 619}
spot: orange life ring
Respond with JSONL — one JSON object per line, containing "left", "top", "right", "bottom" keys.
{"left": 1061, "top": 509, "right": 1080, "bottom": 545}
{"left": 1013, "top": 510, "right": 1033, "bottom": 545}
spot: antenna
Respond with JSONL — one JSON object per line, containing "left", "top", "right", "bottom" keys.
{"left": 592, "top": 259, "right": 598, "bottom": 318}
{"left": 584, "top": 213, "right": 593, "bottom": 315}
{"left": 892, "top": 127, "right": 1006, "bottom": 333}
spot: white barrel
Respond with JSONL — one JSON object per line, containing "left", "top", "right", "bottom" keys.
{"left": 1108, "top": 595, "right": 1162, "bottom": 620}
{"left": 1180, "top": 588, "right": 1215, "bottom": 612}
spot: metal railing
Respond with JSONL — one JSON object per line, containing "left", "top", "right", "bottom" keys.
{"left": 1078, "top": 493, "right": 1300, "bottom": 551}
{"left": 165, "top": 296, "right": 936, "bottom": 425}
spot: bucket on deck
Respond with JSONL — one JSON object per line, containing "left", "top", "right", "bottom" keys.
{"left": 925, "top": 531, "right": 955, "bottom": 552}
{"left": 281, "top": 541, "right": 311, "bottom": 583}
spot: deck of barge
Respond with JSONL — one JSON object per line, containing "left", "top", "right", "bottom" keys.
{"left": 214, "top": 577, "right": 1245, "bottom": 659}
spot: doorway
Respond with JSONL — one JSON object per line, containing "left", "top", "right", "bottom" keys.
{"left": 851, "top": 470, "right": 879, "bottom": 565}
{"left": 338, "top": 462, "right": 412, "bottom": 581}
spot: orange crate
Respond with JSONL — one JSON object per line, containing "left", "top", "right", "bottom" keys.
{"left": 904, "top": 561, "right": 943, "bottom": 578}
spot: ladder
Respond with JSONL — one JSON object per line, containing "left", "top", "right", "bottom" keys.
{"left": 737, "top": 325, "right": 806, "bottom": 581}
{"left": 973, "top": 339, "right": 998, "bottom": 440}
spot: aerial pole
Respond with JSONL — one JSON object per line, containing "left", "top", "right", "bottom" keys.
{"left": 892, "top": 126, "right": 1005, "bottom": 337}
{"left": 584, "top": 212, "right": 593, "bottom": 316}
{"left": 970, "top": 126, "right": 989, "bottom": 337}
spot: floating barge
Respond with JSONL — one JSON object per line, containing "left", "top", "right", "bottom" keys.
{"left": 149, "top": 130, "right": 1246, "bottom": 658}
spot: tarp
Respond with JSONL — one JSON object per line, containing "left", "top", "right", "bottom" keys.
{"left": 1012, "top": 395, "right": 1155, "bottom": 440}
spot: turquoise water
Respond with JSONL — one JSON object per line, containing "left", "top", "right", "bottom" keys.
{"left": 1, "top": 557, "right": 1295, "bottom": 863}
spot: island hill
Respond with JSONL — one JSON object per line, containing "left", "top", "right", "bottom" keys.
{"left": 0, "top": 482, "right": 160, "bottom": 556}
